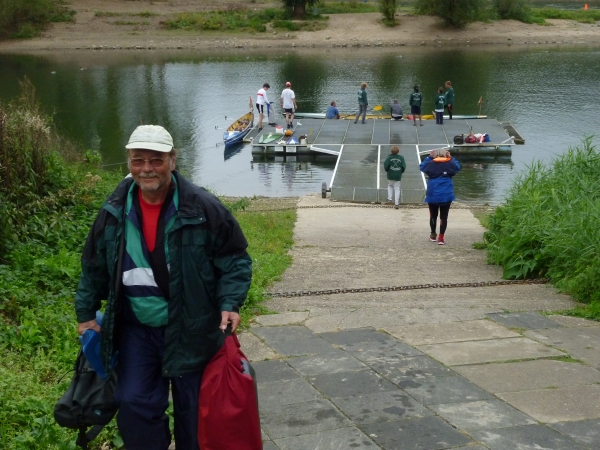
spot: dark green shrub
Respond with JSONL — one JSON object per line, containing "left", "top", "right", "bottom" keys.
{"left": 494, "top": 0, "right": 533, "bottom": 22}
{"left": 379, "top": 0, "right": 398, "bottom": 25}
{"left": 414, "top": 0, "right": 481, "bottom": 27}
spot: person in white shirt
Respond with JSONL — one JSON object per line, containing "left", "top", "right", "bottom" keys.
{"left": 256, "top": 83, "right": 270, "bottom": 131}
{"left": 280, "top": 82, "right": 297, "bottom": 129}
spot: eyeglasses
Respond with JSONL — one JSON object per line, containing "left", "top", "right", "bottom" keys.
{"left": 129, "top": 157, "right": 169, "bottom": 168}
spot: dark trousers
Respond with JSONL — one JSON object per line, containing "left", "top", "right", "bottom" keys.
{"left": 435, "top": 111, "right": 444, "bottom": 124}
{"left": 114, "top": 324, "right": 203, "bottom": 450}
{"left": 429, "top": 202, "right": 451, "bottom": 234}
{"left": 446, "top": 104, "right": 453, "bottom": 119}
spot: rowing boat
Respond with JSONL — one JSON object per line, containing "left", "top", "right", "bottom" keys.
{"left": 223, "top": 98, "right": 254, "bottom": 147}
{"left": 258, "top": 133, "right": 284, "bottom": 144}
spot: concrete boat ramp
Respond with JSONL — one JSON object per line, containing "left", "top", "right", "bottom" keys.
{"left": 248, "top": 117, "right": 520, "bottom": 204}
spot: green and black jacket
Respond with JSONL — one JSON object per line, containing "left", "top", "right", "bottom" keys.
{"left": 75, "top": 171, "right": 252, "bottom": 377}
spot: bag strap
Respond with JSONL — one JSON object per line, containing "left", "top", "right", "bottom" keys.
{"left": 76, "top": 424, "right": 104, "bottom": 449}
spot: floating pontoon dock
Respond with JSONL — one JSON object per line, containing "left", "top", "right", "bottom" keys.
{"left": 248, "top": 117, "right": 521, "bottom": 204}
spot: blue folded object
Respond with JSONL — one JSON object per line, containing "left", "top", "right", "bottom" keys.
{"left": 79, "top": 311, "right": 116, "bottom": 380}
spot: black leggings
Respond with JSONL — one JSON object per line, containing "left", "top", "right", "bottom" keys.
{"left": 429, "top": 203, "right": 451, "bottom": 234}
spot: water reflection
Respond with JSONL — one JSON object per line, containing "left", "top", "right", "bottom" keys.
{"left": 0, "top": 47, "right": 599, "bottom": 203}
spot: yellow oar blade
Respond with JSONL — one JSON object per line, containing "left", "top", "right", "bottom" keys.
{"left": 372, "top": 105, "right": 382, "bottom": 111}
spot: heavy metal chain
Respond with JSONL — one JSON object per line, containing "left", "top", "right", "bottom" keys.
{"left": 244, "top": 204, "right": 495, "bottom": 213}
{"left": 267, "top": 278, "right": 548, "bottom": 298}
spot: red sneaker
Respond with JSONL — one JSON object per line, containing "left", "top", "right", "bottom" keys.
{"left": 437, "top": 234, "right": 445, "bottom": 245}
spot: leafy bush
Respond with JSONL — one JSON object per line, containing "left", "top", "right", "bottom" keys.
{"left": 379, "top": 0, "right": 398, "bottom": 26}
{"left": 493, "top": 0, "right": 533, "bottom": 22}
{"left": 414, "top": 0, "right": 482, "bottom": 27}
{"left": 484, "top": 138, "right": 600, "bottom": 308}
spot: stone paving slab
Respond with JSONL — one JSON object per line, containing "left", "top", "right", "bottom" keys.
{"left": 257, "top": 378, "right": 322, "bottom": 408}
{"left": 254, "top": 312, "right": 309, "bottom": 327}
{"left": 402, "top": 375, "right": 494, "bottom": 405}
{"left": 453, "top": 359, "right": 600, "bottom": 392}
{"left": 429, "top": 399, "right": 537, "bottom": 432}
{"left": 262, "top": 440, "right": 279, "bottom": 450}
{"left": 549, "top": 418, "right": 600, "bottom": 448}
{"left": 318, "top": 327, "right": 394, "bottom": 346}
{"left": 361, "top": 415, "right": 473, "bottom": 449}
{"left": 330, "top": 390, "right": 432, "bottom": 425}
{"left": 286, "top": 351, "right": 368, "bottom": 376}
{"left": 524, "top": 326, "right": 600, "bottom": 352}
{"left": 260, "top": 336, "right": 337, "bottom": 357}
{"left": 486, "top": 312, "right": 564, "bottom": 330}
{"left": 548, "top": 315, "right": 600, "bottom": 328}
{"left": 252, "top": 325, "right": 317, "bottom": 343}
{"left": 472, "top": 424, "right": 589, "bottom": 450}
{"left": 497, "top": 384, "right": 600, "bottom": 423}
{"left": 260, "top": 399, "right": 351, "bottom": 440}
{"left": 418, "top": 337, "right": 565, "bottom": 366}
{"left": 252, "top": 360, "right": 299, "bottom": 383}
{"left": 388, "top": 319, "right": 520, "bottom": 345}
{"left": 367, "top": 355, "right": 455, "bottom": 388}
{"left": 274, "top": 427, "right": 377, "bottom": 450}
{"left": 568, "top": 347, "right": 600, "bottom": 370}
{"left": 307, "top": 369, "right": 398, "bottom": 398}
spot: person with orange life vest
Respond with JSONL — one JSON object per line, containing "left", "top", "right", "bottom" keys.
{"left": 420, "top": 148, "right": 461, "bottom": 245}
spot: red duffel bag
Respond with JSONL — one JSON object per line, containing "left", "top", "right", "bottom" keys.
{"left": 198, "top": 331, "right": 262, "bottom": 450}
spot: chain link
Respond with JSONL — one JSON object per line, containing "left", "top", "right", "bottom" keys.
{"left": 244, "top": 203, "right": 495, "bottom": 213}
{"left": 267, "top": 279, "right": 549, "bottom": 298}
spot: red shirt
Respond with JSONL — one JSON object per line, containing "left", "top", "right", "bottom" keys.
{"left": 138, "top": 194, "right": 163, "bottom": 252}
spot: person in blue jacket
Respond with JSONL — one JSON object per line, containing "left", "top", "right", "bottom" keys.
{"left": 419, "top": 148, "right": 461, "bottom": 245}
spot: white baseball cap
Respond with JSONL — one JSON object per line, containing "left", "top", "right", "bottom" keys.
{"left": 126, "top": 125, "right": 173, "bottom": 152}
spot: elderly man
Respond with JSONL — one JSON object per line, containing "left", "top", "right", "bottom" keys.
{"left": 75, "top": 125, "right": 252, "bottom": 450}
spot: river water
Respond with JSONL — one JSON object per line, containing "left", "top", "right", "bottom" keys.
{"left": 0, "top": 46, "right": 599, "bottom": 204}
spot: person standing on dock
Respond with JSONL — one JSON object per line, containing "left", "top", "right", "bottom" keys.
{"left": 280, "top": 81, "right": 297, "bottom": 129}
{"left": 420, "top": 148, "right": 461, "bottom": 245}
{"left": 445, "top": 81, "right": 455, "bottom": 119}
{"left": 256, "top": 83, "right": 270, "bottom": 131}
{"left": 326, "top": 100, "right": 340, "bottom": 119}
{"left": 409, "top": 85, "right": 423, "bottom": 126}
{"left": 391, "top": 99, "right": 403, "bottom": 120}
{"left": 354, "top": 82, "right": 369, "bottom": 124}
{"left": 434, "top": 87, "right": 445, "bottom": 125}
{"left": 384, "top": 146, "right": 406, "bottom": 209}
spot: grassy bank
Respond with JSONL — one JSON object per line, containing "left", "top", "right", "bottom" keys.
{"left": 483, "top": 138, "right": 600, "bottom": 320}
{"left": 0, "top": 83, "right": 295, "bottom": 448}
{"left": 0, "top": 0, "right": 75, "bottom": 39}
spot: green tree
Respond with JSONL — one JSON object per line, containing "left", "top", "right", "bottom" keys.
{"left": 281, "top": 0, "right": 321, "bottom": 19}
{"left": 414, "top": 0, "right": 481, "bottom": 27}
{"left": 379, "top": 0, "right": 398, "bottom": 26}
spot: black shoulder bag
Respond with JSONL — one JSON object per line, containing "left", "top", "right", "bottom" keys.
{"left": 54, "top": 215, "right": 126, "bottom": 449}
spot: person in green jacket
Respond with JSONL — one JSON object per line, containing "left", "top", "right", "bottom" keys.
{"left": 409, "top": 85, "right": 424, "bottom": 126}
{"left": 354, "top": 82, "right": 369, "bottom": 124}
{"left": 75, "top": 125, "right": 252, "bottom": 450}
{"left": 384, "top": 145, "right": 406, "bottom": 208}
{"left": 434, "top": 87, "right": 446, "bottom": 125}
{"left": 445, "top": 81, "right": 455, "bottom": 119}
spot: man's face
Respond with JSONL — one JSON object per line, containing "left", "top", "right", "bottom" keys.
{"left": 128, "top": 149, "right": 175, "bottom": 195}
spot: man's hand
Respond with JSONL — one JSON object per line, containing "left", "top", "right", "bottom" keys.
{"left": 78, "top": 319, "right": 100, "bottom": 335}
{"left": 220, "top": 311, "right": 241, "bottom": 333}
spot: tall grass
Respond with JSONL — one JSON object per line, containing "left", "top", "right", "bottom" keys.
{"left": 484, "top": 138, "right": 600, "bottom": 312}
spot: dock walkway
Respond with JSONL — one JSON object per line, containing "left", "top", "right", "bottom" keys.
{"left": 250, "top": 118, "right": 515, "bottom": 204}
